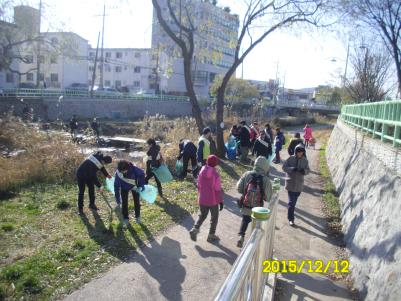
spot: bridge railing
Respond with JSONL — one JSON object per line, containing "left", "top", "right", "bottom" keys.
{"left": 0, "top": 88, "right": 189, "bottom": 102}
{"left": 214, "top": 179, "right": 280, "bottom": 301}
{"left": 277, "top": 101, "right": 340, "bottom": 111}
{"left": 341, "top": 100, "right": 401, "bottom": 146}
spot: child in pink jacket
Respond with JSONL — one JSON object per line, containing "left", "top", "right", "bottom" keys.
{"left": 303, "top": 124, "right": 313, "bottom": 148}
{"left": 189, "top": 155, "right": 223, "bottom": 243}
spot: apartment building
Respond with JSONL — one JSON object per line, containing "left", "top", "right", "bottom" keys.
{"left": 87, "top": 48, "right": 158, "bottom": 93}
{"left": 151, "top": 0, "right": 239, "bottom": 97}
{"left": 0, "top": 5, "right": 88, "bottom": 89}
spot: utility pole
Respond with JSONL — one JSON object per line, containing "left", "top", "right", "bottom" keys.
{"left": 343, "top": 42, "right": 350, "bottom": 87}
{"left": 90, "top": 32, "right": 101, "bottom": 97}
{"left": 99, "top": 4, "right": 106, "bottom": 89}
{"left": 36, "top": 0, "right": 42, "bottom": 88}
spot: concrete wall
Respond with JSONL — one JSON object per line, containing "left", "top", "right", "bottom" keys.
{"left": 326, "top": 120, "right": 401, "bottom": 301}
{"left": 0, "top": 97, "right": 193, "bottom": 120}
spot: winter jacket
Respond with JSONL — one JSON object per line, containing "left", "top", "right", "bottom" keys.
{"left": 274, "top": 132, "right": 285, "bottom": 151}
{"left": 250, "top": 126, "right": 259, "bottom": 142}
{"left": 288, "top": 138, "right": 305, "bottom": 156}
{"left": 303, "top": 127, "right": 313, "bottom": 141}
{"left": 197, "top": 136, "right": 210, "bottom": 163}
{"left": 76, "top": 152, "right": 110, "bottom": 187}
{"left": 253, "top": 137, "right": 272, "bottom": 158}
{"left": 114, "top": 162, "right": 145, "bottom": 203}
{"left": 239, "top": 125, "right": 252, "bottom": 147}
{"left": 197, "top": 165, "right": 223, "bottom": 206}
{"left": 145, "top": 144, "right": 162, "bottom": 175}
{"left": 237, "top": 156, "right": 273, "bottom": 216}
{"left": 69, "top": 117, "right": 78, "bottom": 130}
{"left": 283, "top": 144, "right": 310, "bottom": 192}
{"left": 263, "top": 128, "right": 273, "bottom": 143}
{"left": 178, "top": 140, "right": 197, "bottom": 159}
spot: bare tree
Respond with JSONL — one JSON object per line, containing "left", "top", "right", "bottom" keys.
{"left": 340, "top": 0, "right": 401, "bottom": 97}
{"left": 151, "top": 0, "right": 205, "bottom": 133}
{"left": 345, "top": 46, "right": 392, "bottom": 102}
{"left": 152, "top": 0, "right": 326, "bottom": 156}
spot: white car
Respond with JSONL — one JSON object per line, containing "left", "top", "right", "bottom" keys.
{"left": 94, "top": 87, "right": 122, "bottom": 97}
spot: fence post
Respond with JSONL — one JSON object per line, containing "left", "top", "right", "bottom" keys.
{"left": 251, "top": 207, "right": 271, "bottom": 301}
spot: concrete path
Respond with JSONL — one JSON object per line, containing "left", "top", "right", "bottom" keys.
{"left": 63, "top": 188, "right": 243, "bottom": 301}
{"left": 64, "top": 133, "right": 352, "bottom": 301}
{"left": 271, "top": 141, "right": 353, "bottom": 301}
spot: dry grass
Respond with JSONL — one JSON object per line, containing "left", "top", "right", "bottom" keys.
{"left": 0, "top": 115, "right": 84, "bottom": 194}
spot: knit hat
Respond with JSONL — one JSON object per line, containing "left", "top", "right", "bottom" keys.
{"left": 103, "top": 156, "right": 112, "bottom": 164}
{"left": 206, "top": 155, "right": 219, "bottom": 167}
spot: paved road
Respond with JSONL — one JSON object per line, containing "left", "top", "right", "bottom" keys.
{"left": 63, "top": 136, "right": 352, "bottom": 301}
{"left": 271, "top": 141, "right": 353, "bottom": 301}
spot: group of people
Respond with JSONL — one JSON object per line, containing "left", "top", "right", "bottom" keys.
{"left": 229, "top": 121, "right": 286, "bottom": 164}
{"left": 75, "top": 121, "right": 312, "bottom": 248}
{"left": 69, "top": 115, "right": 101, "bottom": 141}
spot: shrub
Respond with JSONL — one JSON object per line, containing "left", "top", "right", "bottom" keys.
{"left": 2, "top": 265, "right": 23, "bottom": 280}
{"left": 1, "top": 223, "right": 14, "bottom": 232}
{"left": 0, "top": 115, "right": 84, "bottom": 194}
{"left": 20, "top": 275, "right": 42, "bottom": 294}
{"left": 56, "top": 199, "right": 70, "bottom": 210}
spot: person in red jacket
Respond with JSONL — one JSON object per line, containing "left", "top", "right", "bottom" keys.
{"left": 189, "top": 155, "right": 224, "bottom": 243}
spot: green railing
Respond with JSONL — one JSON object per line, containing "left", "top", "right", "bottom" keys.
{"left": 0, "top": 88, "right": 189, "bottom": 102}
{"left": 341, "top": 100, "right": 401, "bottom": 146}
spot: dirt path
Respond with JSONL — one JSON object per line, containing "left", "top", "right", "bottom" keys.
{"left": 270, "top": 140, "right": 353, "bottom": 300}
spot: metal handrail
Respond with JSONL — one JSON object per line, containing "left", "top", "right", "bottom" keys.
{"left": 341, "top": 99, "right": 401, "bottom": 146}
{"left": 0, "top": 88, "right": 189, "bottom": 102}
{"left": 215, "top": 179, "right": 280, "bottom": 301}
{"left": 276, "top": 100, "right": 340, "bottom": 111}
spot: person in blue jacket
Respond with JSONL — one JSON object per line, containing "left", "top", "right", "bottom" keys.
{"left": 273, "top": 127, "right": 286, "bottom": 164}
{"left": 114, "top": 160, "right": 145, "bottom": 224}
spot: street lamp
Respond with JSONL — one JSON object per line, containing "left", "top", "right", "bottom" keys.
{"left": 360, "top": 45, "right": 369, "bottom": 102}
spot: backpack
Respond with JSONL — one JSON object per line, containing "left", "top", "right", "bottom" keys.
{"left": 238, "top": 173, "right": 264, "bottom": 208}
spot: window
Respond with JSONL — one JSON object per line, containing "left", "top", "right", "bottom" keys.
{"left": 50, "top": 73, "right": 58, "bottom": 82}
{"left": 39, "top": 73, "right": 44, "bottom": 81}
{"left": 105, "top": 52, "right": 111, "bottom": 58}
{"left": 105, "top": 80, "right": 111, "bottom": 86}
{"left": 26, "top": 73, "right": 34, "bottom": 81}
{"left": 134, "top": 66, "right": 141, "bottom": 73}
{"left": 105, "top": 65, "right": 111, "bottom": 72}
{"left": 209, "top": 72, "right": 216, "bottom": 83}
{"left": 38, "top": 55, "right": 45, "bottom": 64}
{"left": 25, "top": 55, "right": 33, "bottom": 64}
{"left": 116, "top": 52, "right": 122, "bottom": 58}
{"left": 115, "top": 80, "right": 121, "bottom": 87}
{"left": 124, "top": 66, "right": 127, "bottom": 71}
{"left": 89, "top": 52, "right": 95, "bottom": 58}
{"left": 50, "top": 56, "right": 57, "bottom": 64}
{"left": 133, "top": 81, "right": 140, "bottom": 87}
{"left": 6, "top": 73, "right": 14, "bottom": 83}
{"left": 134, "top": 52, "right": 141, "bottom": 58}
{"left": 89, "top": 66, "right": 94, "bottom": 72}
{"left": 115, "top": 66, "right": 122, "bottom": 72}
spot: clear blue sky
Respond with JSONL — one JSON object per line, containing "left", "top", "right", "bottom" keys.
{"left": 20, "top": 0, "right": 349, "bottom": 89}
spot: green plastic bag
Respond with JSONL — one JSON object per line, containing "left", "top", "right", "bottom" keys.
{"left": 137, "top": 184, "right": 158, "bottom": 204}
{"left": 105, "top": 177, "right": 115, "bottom": 195}
{"left": 152, "top": 164, "right": 173, "bottom": 183}
{"left": 175, "top": 160, "right": 183, "bottom": 176}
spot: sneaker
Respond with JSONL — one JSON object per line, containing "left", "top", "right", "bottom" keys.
{"left": 189, "top": 228, "right": 199, "bottom": 241}
{"left": 89, "top": 204, "right": 99, "bottom": 210}
{"left": 135, "top": 217, "right": 141, "bottom": 224}
{"left": 207, "top": 234, "right": 220, "bottom": 243}
{"left": 237, "top": 236, "right": 244, "bottom": 248}
{"left": 289, "top": 221, "right": 295, "bottom": 227}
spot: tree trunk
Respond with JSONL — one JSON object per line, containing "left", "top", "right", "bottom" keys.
{"left": 183, "top": 56, "right": 204, "bottom": 133}
{"left": 215, "top": 70, "right": 234, "bottom": 157}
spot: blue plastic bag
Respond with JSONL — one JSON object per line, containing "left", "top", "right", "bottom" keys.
{"left": 105, "top": 177, "right": 115, "bottom": 195}
{"left": 225, "top": 143, "right": 237, "bottom": 160}
{"left": 138, "top": 184, "right": 158, "bottom": 204}
{"left": 152, "top": 164, "right": 173, "bottom": 183}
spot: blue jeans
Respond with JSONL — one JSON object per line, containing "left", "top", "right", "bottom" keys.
{"left": 288, "top": 191, "right": 301, "bottom": 222}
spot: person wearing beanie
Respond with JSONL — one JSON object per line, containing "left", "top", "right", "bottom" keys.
{"left": 76, "top": 151, "right": 112, "bottom": 214}
{"left": 236, "top": 156, "right": 272, "bottom": 248}
{"left": 283, "top": 144, "right": 309, "bottom": 226}
{"left": 287, "top": 132, "right": 305, "bottom": 156}
{"left": 189, "top": 155, "right": 224, "bottom": 243}
{"left": 197, "top": 127, "right": 212, "bottom": 166}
